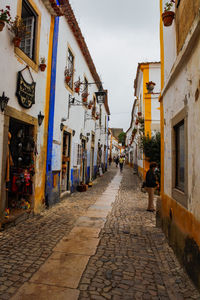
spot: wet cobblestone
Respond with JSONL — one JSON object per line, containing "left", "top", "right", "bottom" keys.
{"left": 78, "top": 167, "right": 200, "bottom": 300}
{"left": 0, "top": 168, "right": 117, "bottom": 300}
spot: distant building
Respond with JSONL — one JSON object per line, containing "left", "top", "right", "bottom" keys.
{"left": 110, "top": 128, "right": 123, "bottom": 140}
{"left": 126, "top": 62, "right": 161, "bottom": 178}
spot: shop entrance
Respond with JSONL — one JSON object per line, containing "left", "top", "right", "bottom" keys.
{"left": 61, "top": 132, "right": 71, "bottom": 192}
{"left": 6, "top": 118, "right": 35, "bottom": 213}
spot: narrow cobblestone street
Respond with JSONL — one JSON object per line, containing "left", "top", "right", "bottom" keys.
{"left": 0, "top": 166, "right": 200, "bottom": 299}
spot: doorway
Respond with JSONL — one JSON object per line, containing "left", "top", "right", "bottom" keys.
{"left": 81, "top": 139, "right": 86, "bottom": 183}
{"left": 61, "top": 131, "right": 71, "bottom": 192}
{"left": 6, "top": 118, "right": 35, "bottom": 213}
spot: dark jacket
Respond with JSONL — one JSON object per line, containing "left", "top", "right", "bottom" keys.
{"left": 145, "top": 169, "right": 157, "bottom": 188}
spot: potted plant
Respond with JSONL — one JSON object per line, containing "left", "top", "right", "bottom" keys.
{"left": 81, "top": 91, "right": 89, "bottom": 102}
{"left": 138, "top": 112, "right": 142, "bottom": 117}
{"left": 146, "top": 81, "right": 156, "bottom": 93}
{"left": 132, "top": 128, "right": 137, "bottom": 135}
{"left": 162, "top": 0, "right": 175, "bottom": 27}
{"left": 88, "top": 101, "right": 93, "bottom": 109}
{"left": 64, "top": 66, "right": 74, "bottom": 84}
{"left": 74, "top": 79, "right": 81, "bottom": 93}
{"left": 0, "top": 6, "right": 11, "bottom": 32}
{"left": 39, "top": 57, "right": 46, "bottom": 71}
{"left": 8, "top": 16, "right": 30, "bottom": 47}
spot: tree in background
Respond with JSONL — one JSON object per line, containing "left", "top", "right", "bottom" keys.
{"left": 140, "top": 132, "right": 161, "bottom": 184}
{"left": 118, "top": 132, "right": 126, "bottom": 146}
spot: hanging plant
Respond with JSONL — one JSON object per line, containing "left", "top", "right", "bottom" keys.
{"left": 74, "top": 78, "right": 81, "bottom": 93}
{"left": 162, "top": 0, "right": 175, "bottom": 27}
{"left": 39, "top": 57, "right": 46, "bottom": 71}
{"left": 8, "top": 16, "right": 30, "bottom": 46}
{"left": 64, "top": 66, "right": 74, "bottom": 84}
{"left": 132, "top": 128, "right": 137, "bottom": 135}
{"left": 88, "top": 101, "right": 93, "bottom": 109}
{"left": 0, "top": 6, "right": 11, "bottom": 32}
{"left": 81, "top": 91, "right": 89, "bottom": 102}
{"left": 146, "top": 81, "right": 156, "bottom": 93}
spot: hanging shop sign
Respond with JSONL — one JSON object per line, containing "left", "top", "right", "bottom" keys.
{"left": 16, "top": 66, "right": 36, "bottom": 109}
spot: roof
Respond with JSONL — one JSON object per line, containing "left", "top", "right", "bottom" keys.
{"left": 104, "top": 90, "right": 110, "bottom": 115}
{"left": 46, "top": 0, "right": 110, "bottom": 115}
{"left": 125, "top": 99, "right": 137, "bottom": 133}
{"left": 134, "top": 61, "right": 160, "bottom": 96}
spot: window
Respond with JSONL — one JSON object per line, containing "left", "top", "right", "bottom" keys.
{"left": 77, "top": 144, "right": 81, "bottom": 166}
{"left": 21, "top": 0, "right": 37, "bottom": 60}
{"left": 171, "top": 107, "right": 188, "bottom": 208}
{"left": 175, "top": 121, "right": 184, "bottom": 191}
{"left": 67, "top": 48, "right": 74, "bottom": 90}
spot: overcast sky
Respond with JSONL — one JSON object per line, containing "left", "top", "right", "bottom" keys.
{"left": 69, "top": 0, "right": 160, "bottom": 131}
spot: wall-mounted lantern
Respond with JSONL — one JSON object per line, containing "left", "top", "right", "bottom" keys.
{"left": 38, "top": 111, "right": 44, "bottom": 126}
{"left": 60, "top": 123, "right": 64, "bottom": 131}
{"left": 0, "top": 92, "right": 9, "bottom": 112}
{"left": 95, "top": 86, "right": 106, "bottom": 104}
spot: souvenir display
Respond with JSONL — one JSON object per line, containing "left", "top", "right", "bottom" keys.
{"left": 6, "top": 119, "right": 35, "bottom": 213}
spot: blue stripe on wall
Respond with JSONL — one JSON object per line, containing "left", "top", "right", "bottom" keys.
{"left": 46, "top": 17, "right": 59, "bottom": 173}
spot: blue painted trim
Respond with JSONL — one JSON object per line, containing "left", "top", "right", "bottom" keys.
{"left": 46, "top": 17, "right": 59, "bottom": 174}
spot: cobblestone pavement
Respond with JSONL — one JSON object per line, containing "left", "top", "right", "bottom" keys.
{"left": 0, "top": 167, "right": 117, "bottom": 300}
{"left": 78, "top": 167, "right": 200, "bottom": 300}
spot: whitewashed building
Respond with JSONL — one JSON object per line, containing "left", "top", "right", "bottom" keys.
{"left": 126, "top": 62, "right": 161, "bottom": 179}
{"left": 0, "top": 0, "right": 62, "bottom": 218}
{"left": 45, "top": 2, "right": 110, "bottom": 205}
{"left": 159, "top": 0, "right": 200, "bottom": 287}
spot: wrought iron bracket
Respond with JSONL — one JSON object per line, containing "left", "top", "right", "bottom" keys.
{"left": 69, "top": 94, "right": 83, "bottom": 107}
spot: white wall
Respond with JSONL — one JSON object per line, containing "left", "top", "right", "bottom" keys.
{"left": 163, "top": 38, "right": 200, "bottom": 220}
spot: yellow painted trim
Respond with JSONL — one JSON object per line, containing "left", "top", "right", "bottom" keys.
{"left": 34, "top": 16, "right": 55, "bottom": 213}
{"left": 16, "top": 0, "right": 41, "bottom": 72}
{"left": 162, "top": 193, "right": 200, "bottom": 247}
{"left": 142, "top": 64, "right": 151, "bottom": 176}
{"left": 160, "top": 0, "right": 165, "bottom": 196}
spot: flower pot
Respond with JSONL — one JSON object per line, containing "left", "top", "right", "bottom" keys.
{"left": 39, "top": 63, "right": 46, "bottom": 72}
{"left": 88, "top": 105, "right": 92, "bottom": 109}
{"left": 13, "top": 37, "right": 21, "bottom": 47}
{"left": 82, "top": 97, "right": 87, "bottom": 103}
{"left": 75, "top": 87, "right": 80, "bottom": 93}
{"left": 65, "top": 76, "right": 71, "bottom": 83}
{"left": 138, "top": 112, "right": 142, "bottom": 117}
{"left": 162, "top": 11, "right": 175, "bottom": 27}
{"left": 0, "top": 20, "right": 5, "bottom": 32}
{"left": 146, "top": 84, "right": 155, "bottom": 93}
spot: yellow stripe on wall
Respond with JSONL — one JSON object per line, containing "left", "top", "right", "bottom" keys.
{"left": 141, "top": 64, "right": 151, "bottom": 178}
{"left": 34, "top": 16, "right": 55, "bottom": 213}
{"left": 160, "top": 0, "right": 165, "bottom": 196}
